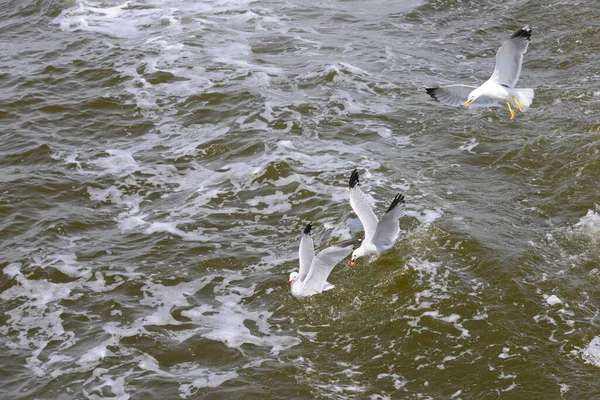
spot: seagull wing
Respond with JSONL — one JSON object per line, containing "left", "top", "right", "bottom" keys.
{"left": 372, "top": 193, "right": 405, "bottom": 250}
{"left": 298, "top": 223, "right": 315, "bottom": 282}
{"left": 488, "top": 25, "right": 532, "bottom": 88}
{"left": 426, "top": 85, "right": 497, "bottom": 107}
{"left": 349, "top": 169, "right": 379, "bottom": 242}
{"left": 302, "top": 239, "right": 361, "bottom": 295}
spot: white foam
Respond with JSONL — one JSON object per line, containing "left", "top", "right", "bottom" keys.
{"left": 583, "top": 336, "right": 600, "bottom": 367}
{"left": 545, "top": 294, "right": 563, "bottom": 306}
{"left": 472, "top": 312, "right": 488, "bottom": 320}
{"left": 573, "top": 207, "right": 600, "bottom": 240}
{"left": 145, "top": 221, "right": 210, "bottom": 242}
{"left": 498, "top": 347, "right": 512, "bottom": 359}
{"left": 84, "top": 371, "right": 131, "bottom": 400}
{"left": 91, "top": 149, "right": 139, "bottom": 178}
{"left": 42, "top": 253, "right": 90, "bottom": 278}
{"left": 1, "top": 274, "right": 78, "bottom": 377}
{"left": 87, "top": 185, "right": 122, "bottom": 202}
{"left": 501, "top": 383, "right": 517, "bottom": 392}
{"left": 192, "top": 284, "right": 301, "bottom": 354}
{"left": 406, "top": 208, "right": 442, "bottom": 225}
{"left": 53, "top": 1, "right": 173, "bottom": 38}
{"left": 499, "top": 372, "right": 517, "bottom": 380}
{"left": 246, "top": 191, "right": 292, "bottom": 214}
{"left": 140, "top": 276, "right": 215, "bottom": 327}
{"left": 459, "top": 138, "right": 479, "bottom": 154}
{"left": 77, "top": 344, "right": 110, "bottom": 366}
{"left": 334, "top": 62, "right": 371, "bottom": 77}
{"left": 143, "top": 274, "right": 302, "bottom": 354}
{"left": 376, "top": 373, "right": 407, "bottom": 390}
{"left": 3, "top": 262, "right": 21, "bottom": 277}
{"left": 86, "top": 272, "right": 123, "bottom": 293}
{"left": 178, "top": 369, "right": 238, "bottom": 398}
{"left": 87, "top": 185, "right": 148, "bottom": 233}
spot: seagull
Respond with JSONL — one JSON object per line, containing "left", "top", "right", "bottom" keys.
{"left": 348, "top": 169, "right": 406, "bottom": 266}
{"left": 287, "top": 223, "right": 361, "bottom": 298}
{"left": 426, "top": 25, "right": 534, "bottom": 120}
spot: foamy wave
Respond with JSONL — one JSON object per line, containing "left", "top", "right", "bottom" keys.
{"left": 177, "top": 367, "right": 238, "bottom": 398}
{"left": 573, "top": 206, "right": 600, "bottom": 240}
{"left": 54, "top": 1, "right": 171, "bottom": 38}
{"left": 179, "top": 275, "right": 301, "bottom": 354}
{"left": 583, "top": 337, "right": 600, "bottom": 367}
{"left": 90, "top": 149, "right": 139, "bottom": 177}
{"left": 1, "top": 255, "right": 298, "bottom": 397}
{"left": 1, "top": 263, "right": 99, "bottom": 377}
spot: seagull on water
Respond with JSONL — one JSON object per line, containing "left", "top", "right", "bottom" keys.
{"left": 348, "top": 169, "right": 406, "bottom": 267}
{"left": 288, "top": 223, "right": 361, "bottom": 298}
{"left": 426, "top": 25, "right": 534, "bottom": 120}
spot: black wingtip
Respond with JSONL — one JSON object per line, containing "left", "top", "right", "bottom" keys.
{"left": 511, "top": 25, "right": 532, "bottom": 41}
{"left": 349, "top": 169, "right": 360, "bottom": 189}
{"left": 385, "top": 193, "right": 405, "bottom": 214}
{"left": 425, "top": 88, "right": 440, "bottom": 101}
{"left": 304, "top": 223, "right": 312, "bottom": 235}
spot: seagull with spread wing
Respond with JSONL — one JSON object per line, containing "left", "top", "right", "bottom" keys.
{"left": 348, "top": 169, "right": 406, "bottom": 267}
{"left": 426, "top": 25, "right": 534, "bottom": 120}
{"left": 287, "top": 223, "right": 361, "bottom": 298}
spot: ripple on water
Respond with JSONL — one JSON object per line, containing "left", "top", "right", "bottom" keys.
{"left": 2, "top": 0, "right": 600, "bottom": 398}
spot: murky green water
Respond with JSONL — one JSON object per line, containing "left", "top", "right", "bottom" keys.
{"left": 1, "top": 0, "right": 600, "bottom": 398}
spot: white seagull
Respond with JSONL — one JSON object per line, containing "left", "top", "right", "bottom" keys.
{"left": 348, "top": 169, "right": 406, "bottom": 266}
{"left": 287, "top": 223, "right": 361, "bottom": 298}
{"left": 426, "top": 25, "right": 534, "bottom": 120}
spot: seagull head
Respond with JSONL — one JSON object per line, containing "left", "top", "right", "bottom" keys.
{"left": 348, "top": 248, "right": 365, "bottom": 267}
{"left": 464, "top": 89, "right": 481, "bottom": 108}
{"left": 287, "top": 271, "right": 299, "bottom": 285}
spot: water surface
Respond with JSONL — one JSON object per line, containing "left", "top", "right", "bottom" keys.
{"left": 1, "top": 0, "right": 600, "bottom": 398}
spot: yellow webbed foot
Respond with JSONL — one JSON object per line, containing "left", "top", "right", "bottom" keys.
{"left": 512, "top": 96, "right": 524, "bottom": 112}
{"left": 506, "top": 101, "right": 515, "bottom": 120}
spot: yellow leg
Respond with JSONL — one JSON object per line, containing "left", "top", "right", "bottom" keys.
{"left": 506, "top": 102, "right": 515, "bottom": 120}
{"left": 512, "top": 96, "right": 524, "bottom": 112}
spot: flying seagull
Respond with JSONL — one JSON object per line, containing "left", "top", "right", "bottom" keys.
{"left": 348, "top": 169, "right": 406, "bottom": 266}
{"left": 426, "top": 25, "right": 534, "bottom": 120}
{"left": 288, "top": 223, "right": 361, "bottom": 297}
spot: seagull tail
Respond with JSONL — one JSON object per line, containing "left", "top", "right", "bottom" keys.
{"left": 514, "top": 88, "right": 534, "bottom": 112}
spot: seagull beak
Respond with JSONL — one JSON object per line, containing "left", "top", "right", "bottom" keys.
{"left": 464, "top": 99, "right": 473, "bottom": 108}
{"left": 349, "top": 259, "right": 356, "bottom": 267}
{"left": 287, "top": 280, "right": 291, "bottom": 285}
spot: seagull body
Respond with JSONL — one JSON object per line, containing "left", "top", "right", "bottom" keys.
{"left": 348, "top": 169, "right": 406, "bottom": 266}
{"left": 288, "top": 223, "right": 361, "bottom": 298}
{"left": 426, "top": 25, "right": 534, "bottom": 120}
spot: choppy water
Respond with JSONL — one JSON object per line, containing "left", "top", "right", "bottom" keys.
{"left": 1, "top": 0, "right": 600, "bottom": 398}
